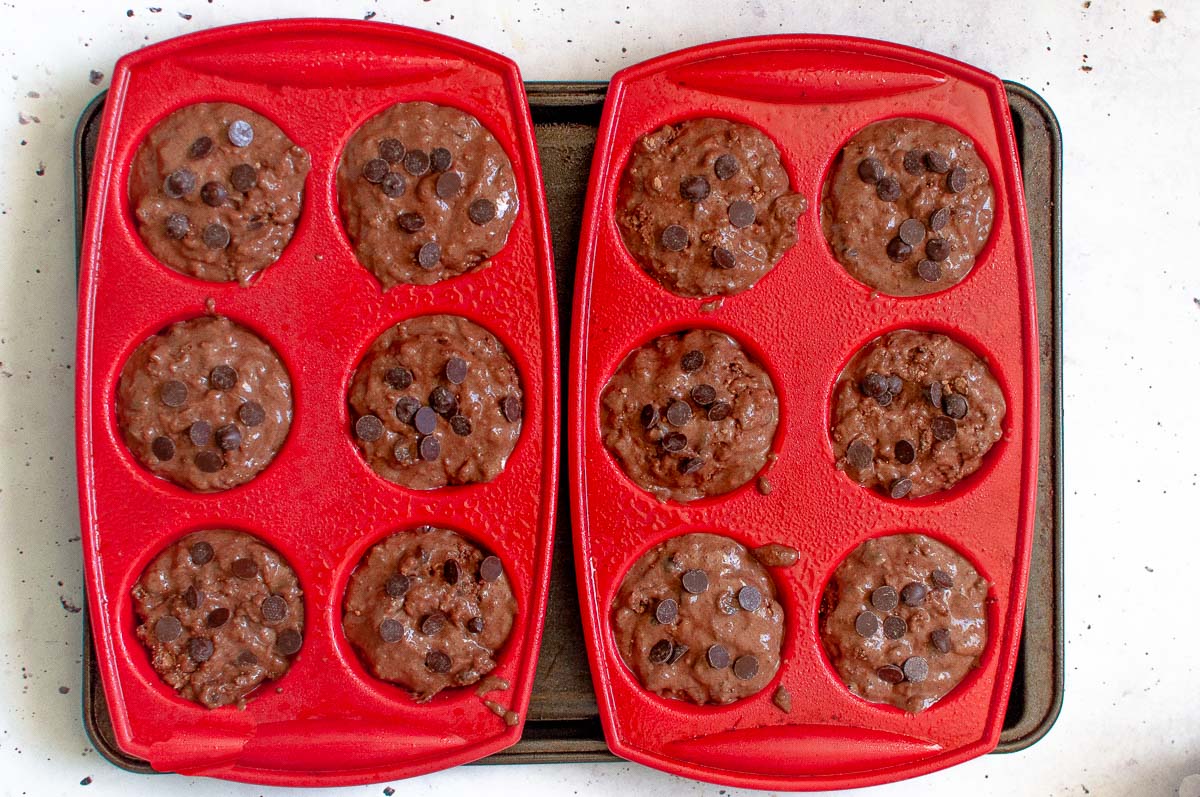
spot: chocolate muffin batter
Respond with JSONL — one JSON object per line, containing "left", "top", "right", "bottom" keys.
{"left": 337, "top": 102, "right": 519, "bottom": 288}
{"left": 830, "top": 330, "right": 1005, "bottom": 499}
{"left": 132, "top": 530, "right": 305, "bottom": 708}
{"left": 612, "top": 533, "right": 784, "bottom": 705}
{"left": 601, "top": 329, "right": 778, "bottom": 502}
{"left": 129, "top": 102, "right": 310, "bottom": 284}
{"left": 617, "top": 118, "right": 807, "bottom": 297}
{"left": 116, "top": 315, "right": 292, "bottom": 492}
{"left": 822, "top": 117, "right": 994, "bottom": 296}
{"left": 348, "top": 315, "right": 522, "bottom": 490}
{"left": 819, "top": 534, "right": 989, "bottom": 712}
{"left": 342, "top": 527, "right": 516, "bottom": 701}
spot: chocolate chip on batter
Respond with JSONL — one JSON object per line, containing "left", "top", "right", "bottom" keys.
{"left": 468, "top": 198, "right": 496, "bottom": 225}
{"left": 435, "top": 171, "right": 462, "bottom": 199}
{"left": 942, "top": 394, "right": 969, "bottom": 419}
{"left": 640, "top": 404, "right": 659, "bottom": 428}
{"left": 419, "top": 435, "right": 441, "bottom": 461}
{"left": 466, "top": 616, "right": 485, "bottom": 634}
{"left": 362, "top": 158, "right": 389, "bottom": 183}
{"left": 355, "top": 414, "right": 385, "bottom": 441}
{"left": 727, "top": 200, "right": 756, "bottom": 228}
{"left": 682, "top": 569, "right": 709, "bottom": 594}
{"left": 931, "top": 569, "right": 955, "bottom": 589}
{"left": 929, "top": 206, "right": 951, "bottom": 231}
{"left": 238, "top": 401, "right": 265, "bottom": 427}
{"left": 917, "top": 259, "right": 941, "bottom": 282}
{"left": 733, "top": 655, "right": 759, "bottom": 680}
{"left": 385, "top": 574, "right": 410, "bottom": 598}
{"left": 655, "top": 598, "right": 678, "bottom": 624}
{"left": 429, "top": 147, "right": 453, "bottom": 173}
{"left": 195, "top": 450, "right": 223, "bottom": 472}
{"left": 680, "top": 350, "right": 705, "bottom": 372}
{"left": 924, "top": 150, "right": 950, "bottom": 174}
{"left": 160, "top": 380, "right": 188, "bottom": 407}
{"left": 930, "top": 628, "right": 952, "bottom": 654}
{"left": 502, "top": 395, "right": 523, "bottom": 422}
{"left": 660, "top": 224, "right": 688, "bottom": 251}
{"left": 738, "top": 585, "right": 762, "bottom": 612}
{"left": 151, "top": 436, "right": 176, "bottom": 461}
{"left": 903, "top": 656, "right": 930, "bottom": 682}
{"left": 189, "top": 637, "right": 214, "bottom": 662}
{"left": 668, "top": 643, "right": 689, "bottom": 664}
{"left": 231, "top": 558, "right": 258, "bottom": 579}
{"left": 154, "top": 616, "right": 182, "bottom": 642}
{"left": 690, "top": 384, "right": 717, "bottom": 406}
{"left": 445, "top": 357, "right": 468, "bottom": 384}
{"left": 416, "top": 241, "right": 441, "bottom": 270}
{"left": 666, "top": 400, "right": 692, "bottom": 427}
{"left": 926, "top": 237, "right": 951, "bottom": 261}
{"left": 890, "top": 478, "right": 913, "bottom": 499}
{"left": 706, "top": 401, "right": 731, "bottom": 421}
{"left": 206, "top": 607, "right": 230, "bottom": 628}
{"left": 275, "top": 629, "right": 303, "bottom": 656}
{"left": 200, "top": 181, "right": 228, "bottom": 207}
{"left": 901, "top": 582, "right": 928, "bottom": 606}
{"left": 678, "top": 456, "right": 704, "bottom": 475}
{"left": 713, "top": 153, "right": 739, "bottom": 180}
{"left": 706, "top": 644, "right": 730, "bottom": 669}
{"left": 877, "top": 664, "right": 905, "bottom": 684}
{"left": 886, "top": 237, "right": 912, "bottom": 262}
{"left": 903, "top": 149, "right": 927, "bottom": 175}
{"left": 898, "top": 218, "right": 926, "bottom": 246}
{"left": 887, "top": 375, "right": 903, "bottom": 395}
{"left": 209, "top": 365, "right": 237, "bottom": 391}
{"left": 381, "top": 172, "right": 406, "bottom": 198}
{"left": 216, "top": 424, "right": 242, "bottom": 451}
{"left": 883, "top": 615, "right": 908, "bottom": 639}
{"left": 649, "top": 639, "right": 674, "bottom": 664}
{"left": 661, "top": 432, "right": 687, "bottom": 452}
{"left": 260, "top": 595, "right": 287, "bottom": 622}
{"left": 429, "top": 386, "right": 457, "bottom": 417}
{"left": 390, "top": 397, "right": 418, "bottom": 426}
{"left": 421, "top": 611, "right": 448, "bottom": 635}
{"left": 376, "top": 137, "right": 405, "bottom": 163}
{"left": 931, "top": 415, "right": 957, "bottom": 441}
{"left": 201, "top": 223, "right": 230, "bottom": 249}
{"left": 925, "top": 381, "right": 943, "bottom": 409}
{"left": 165, "top": 212, "right": 190, "bottom": 239}
{"left": 679, "top": 175, "right": 711, "bottom": 202}
{"left": 876, "top": 176, "right": 901, "bottom": 202}
{"left": 441, "top": 560, "right": 460, "bottom": 585}
{"left": 379, "top": 618, "right": 403, "bottom": 643}
{"left": 403, "top": 149, "right": 429, "bottom": 176}
{"left": 871, "top": 585, "right": 899, "bottom": 612}
{"left": 237, "top": 651, "right": 258, "bottom": 667}
{"left": 190, "top": 541, "right": 214, "bottom": 565}
{"left": 449, "top": 415, "right": 472, "bottom": 436}
{"left": 855, "top": 611, "right": 880, "bottom": 637}
{"left": 711, "top": 246, "right": 736, "bottom": 269}
{"left": 184, "top": 586, "right": 202, "bottom": 609}
{"left": 425, "top": 650, "right": 452, "bottom": 673}
{"left": 397, "top": 211, "right": 426, "bottom": 232}
{"left": 163, "top": 168, "right": 196, "bottom": 198}
{"left": 227, "top": 120, "right": 254, "bottom": 148}
{"left": 230, "top": 163, "right": 257, "bottom": 193}
{"left": 189, "top": 136, "right": 213, "bottom": 159}
{"left": 894, "top": 439, "right": 916, "bottom": 464}
{"left": 385, "top": 367, "right": 413, "bottom": 390}
{"left": 857, "top": 157, "right": 884, "bottom": 183}
{"left": 947, "top": 167, "right": 969, "bottom": 193}
{"left": 479, "top": 555, "right": 503, "bottom": 582}
{"left": 187, "top": 420, "right": 212, "bottom": 447}
{"left": 846, "top": 439, "right": 874, "bottom": 470}
{"left": 860, "top": 372, "right": 888, "bottom": 399}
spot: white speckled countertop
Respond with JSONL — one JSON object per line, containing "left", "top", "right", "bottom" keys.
{"left": 1, "top": 1, "right": 1197, "bottom": 795}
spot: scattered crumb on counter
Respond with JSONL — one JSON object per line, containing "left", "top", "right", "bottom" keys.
{"left": 699, "top": 298, "right": 723, "bottom": 313}
{"left": 773, "top": 685, "right": 792, "bottom": 713}
{"left": 1152, "top": 9, "right": 1166, "bottom": 22}
{"left": 88, "top": 70, "right": 103, "bottom": 85}
{"left": 754, "top": 543, "right": 799, "bottom": 568}
{"left": 757, "top": 476, "right": 772, "bottom": 495}
{"left": 475, "top": 675, "right": 510, "bottom": 697}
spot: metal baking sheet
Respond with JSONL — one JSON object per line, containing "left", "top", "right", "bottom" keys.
{"left": 73, "top": 79, "right": 1062, "bottom": 772}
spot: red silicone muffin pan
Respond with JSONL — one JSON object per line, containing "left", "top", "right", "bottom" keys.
{"left": 75, "top": 19, "right": 558, "bottom": 786}
{"left": 570, "top": 36, "right": 1038, "bottom": 789}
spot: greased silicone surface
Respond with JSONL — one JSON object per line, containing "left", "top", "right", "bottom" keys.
{"left": 75, "top": 19, "right": 558, "bottom": 786}
{"left": 570, "top": 35, "right": 1038, "bottom": 790}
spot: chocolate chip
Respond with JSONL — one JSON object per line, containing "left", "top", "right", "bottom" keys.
{"left": 362, "top": 158, "right": 389, "bottom": 183}
{"left": 738, "top": 585, "right": 762, "bottom": 612}
{"left": 466, "top": 616, "right": 485, "bottom": 634}
{"left": 151, "top": 436, "right": 175, "bottom": 461}
{"left": 890, "top": 478, "right": 913, "bottom": 499}
{"left": 901, "top": 582, "right": 928, "bottom": 606}
{"left": 502, "top": 395, "right": 523, "bottom": 422}
{"left": 926, "top": 151, "right": 951, "bottom": 174}
{"left": 261, "top": 595, "right": 287, "bottom": 622}
{"left": 230, "top": 163, "right": 257, "bottom": 192}
{"left": 690, "top": 384, "right": 717, "bottom": 406}
{"left": 379, "top": 618, "right": 403, "bottom": 643}
{"left": 429, "top": 147, "right": 453, "bottom": 172}
{"left": 386, "top": 398, "right": 417, "bottom": 428}
{"left": 668, "top": 643, "right": 689, "bottom": 664}
{"left": 929, "top": 206, "right": 951, "bottom": 231}
{"left": 665, "top": 400, "right": 691, "bottom": 427}
{"left": 154, "top": 616, "right": 182, "bottom": 642}
{"left": 160, "top": 380, "right": 188, "bottom": 407}
{"left": 227, "top": 120, "right": 254, "bottom": 147}
{"left": 655, "top": 598, "right": 678, "bottom": 624}
{"left": 379, "top": 369, "right": 411, "bottom": 392}
{"left": 877, "top": 664, "right": 905, "bottom": 684}
{"left": 416, "top": 241, "right": 441, "bottom": 269}
{"left": 678, "top": 456, "right": 704, "bottom": 475}
{"left": 860, "top": 372, "right": 888, "bottom": 398}
{"left": 163, "top": 168, "right": 196, "bottom": 198}
{"left": 231, "top": 558, "right": 257, "bottom": 579}
{"left": 930, "top": 628, "right": 952, "bottom": 654}
{"left": 680, "top": 350, "right": 704, "bottom": 372}
{"left": 445, "top": 357, "right": 468, "bottom": 384}
{"left": 883, "top": 615, "right": 908, "bottom": 640}
{"left": 679, "top": 175, "right": 710, "bottom": 202}
{"left": 403, "top": 149, "right": 429, "bottom": 176}
{"left": 894, "top": 439, "right": 916, "bottom": 464}
{"left": 660, "top": 224, "right": 688, "bottom": 251}
{"left": 205, "top": 607, "right": 230, "bottom": 628}
{"left": 925, "top": 381, "right": 943, "bottom": 409}
{"left": 187, "top": 420, "right": 211, "bottom": 447}
{"left": 440, "top": 559, "right": 460, "bottom": 585}
{"left": 238, "top": 401, "right": 265, "bottom": 427}
{"left": 200, "top": 181, "right": 227, "bottom": 207}
{"left": 903, "top": 149, "right": 927, "bottom": 175}
{"left": 189, "top": 541, "right": 214, "bottom": 565}
{"left": 648, "top": 639, "right": 674, "bottom": 664}
{"left": 855, "top": 611, "right": 880, "bottom": 637}
{"left": 886, "top": 237, "right": 912, "bottom": 262}
{"left": 189, "top": 637, "right": 214, "bottom": 662}
{"left": 355, "top": 414, "right": 384, "bottom": 441}
{"left": 385, "top": 574, "right": 410, "bottom": 598}
{"left": 184, "top": 586, "right": 202, "bottom": 609}
{"left": 887, "top": 375, "right": 903, "bottom": 395}
{"left": 942, "top": 394, "right": 969, "bottom": 419}
{"left": 381, "top": 172, "right": 407, "bottom": 197}
{"left": 189, "top": 136, "right": 213, "bottom": 159}
{"left": 706, "top": 644, "right": 730, "bottom": 669}
{"left": 714, "top": 153, "right": 739, "bottom": 179}
{"left": 275, "top": 629, "right": 302, "bottom": 655}
{"left": 419, "top": 435, "right": 441, "bottom": 461}
{"left": 640, "top": 404, "right": 659, "bottom": 428}
{"left": 429, "top": 386, "right": 456, "bottom": 416}
{"left": 917, "top": 259, "right": 942, "bottom": 282}
{"left": 434, "top": 171, "right": 460, "bottom": 199}
{"left": 165, "top": 212, "right": 190, "bottom": 239}
{"left": 898, "top": 218, "right": 926, "bottom": 246}
{"left": 397, "top": 211, "right": 425, "bottom": 232}
{"left": 207, "top": 365, "right": 236, "bottom": 391}
{"left": 931, "top": 415, "right": 957, "bottom": 441}
{"left": 194, "top": 450, "right": 223, "bottom": 472}
{"left": 926, "top": 237, "right": 951, "bottom": 261}
{"left": 421, "top": 612, "right": 447, "bottom": 635}
{"left": 379, "top": 138, "right": 405, "bottom": 163}
{"left": 682, "top": 569, "right": 709, "bottom": 594}
{"left": 201, "top": 223, "right": 230, "bottom": 249}
{"left": 876, "top": 176, "right": 901, "bottom": 202}
{"left": 871, "top": 585, "right": 898, "bottom": 612}
{"left": 425, "top": 650, "right": 452, "bottom": 673}
{"left": 931, "top": 569, "right": 954, "bottom": 589}
{"left": 446, "top": 415, "right": 470, "bottom": 436}
{"left": 712, "top": 246, "right": 736, "bottom": 269}
{"left": 215, "top": 424, "right": 241, "bottom": 451}
{"left": 237, "top": 651, "right": 258, "bottom": 666}
{"left": 846, "top": 439, "right": 873, "bottom": 470}
{"left": 706, "top": 401, "right": 731, "bottom": 421}
{"left": 947, "top": 167, "right": 969, "bottom": 193}
{"left": 661, "top": 432, "right": 687, "bottom": 452}
{"left": 903, "top": 656, "right": 930, "bottom": 682}
{"left": 733, "top": 655, "right": 759, "bottom": 680}
{"left": 468, "top": 198, "right": 496, "bottom": 224}
{"left": 875, "top": 391, "right": 893, "bottom": 407}
{"left": 857, "top": 157, "right": 884, "bottom": 183}
{"left": 727, "top": 200, "right": 755, "bottom": 228}
{"left": 479, "top": 555, "right": 503, "bottom": 582}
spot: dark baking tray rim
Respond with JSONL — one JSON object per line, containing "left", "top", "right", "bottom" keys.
{"left": 72, "top": 79, "right": 1062, "bottom": 774}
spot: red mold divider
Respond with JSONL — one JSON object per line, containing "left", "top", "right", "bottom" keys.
{"left": 75, "top": 19, "right": 558, "bottom": 786}
{"left": 570, "top": 35, "right": 1038, "bottom": 790}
